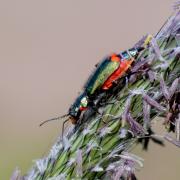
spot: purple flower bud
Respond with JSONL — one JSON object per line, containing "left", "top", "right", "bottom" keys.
{"left": 124, "top": 160, "right": 136, "bottom": 179}
{"left": 121, "top": 152, "right": 144, "bottom": 168}
{"left": 169, "top": 78, "right": 179, "bottom": 98}
{"left": 63, "top": 136, "right": 71, "bottom": 150}
{"left": 156, "top": 11, "right": 180, "bottom": 39}
{"left": 164, "top": 134, "right": 180, "bottom": 147}
{"left": 119, "top": 128, "right": 128, "bottom": 139}
{"left": 167, "top": 47, "right": 180, "bottom": 59}
{"left": 76, "top": 149, "right": 83, "bottom": 177}
{"left": 67, "top": 158, "right": 75, "bottom": 166}
{"left": 25, "top": 169, "right": 39, "bottom": 180}
{"left": 99, "top": 127, "right": 112, "bottom": 137}
{"left": 86, "top": 140, "right": 99, "bottom": 153}
{"left": 49, "top": 142, "right": 63, "bottom": 160}
{"left": 92, "top": 165, "right": 104, "bottom": 172}
{"left": 143, "top": 94, "right": 166, "bottom": 112}
{"left": 35, "top": 158, "right": 48, "bottom": 175}
{"left": 127, "top": 172, "right": 137, "bottom": 180}
{"left": 175, "top": 34, "right": 180, "bottom": 45}
{"left": 48, "top": 174, "right": 66, "bottom": 180}
{"left": 123, "top": 96, "right": 132, "bottom": 121}
{"left": 106, "top": 164, "right": 116, "bottom": 171}
{"left": 11, "top": 167, "right": 22, "bottom": 180}
{"left": 159, "top": 76, "right": 170, "bottom": 100}
{"left": 129, "top": 74, "right": 138, "bottom": 84}
{"left": 172, "top": 1, "right": 180, "bottom": 10}
{"left": 133, "top": 35, "right": 147, "bottom": 48}
{"left": 126, "top": 113, "right": 146, "bottom": 136}
{"left": 147, "top": 70, "right": 156, "bottom": 82}
{"left": 150, "top": 37, "right": 164, "bottom": 61}
{"left": 113, "top": 167, "right": 124, "bottom": 180}
{"left": 82, "top": 128, "right": 92, "bottom": 136}
{"left": 131, "top": 58, "right": 149, "bottom": 73}
{"left": 143, "top": 100, "right": 151, "bottom": 129}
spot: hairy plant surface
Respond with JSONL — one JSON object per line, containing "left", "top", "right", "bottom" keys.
{"left": 12, "top": 9, "right": 180, "bottom": 180}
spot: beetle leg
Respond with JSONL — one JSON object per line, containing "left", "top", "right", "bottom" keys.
{"left": 62, "top": 118, "right": 71, "bottom": 138}
{"left": 89, "top": 105, "right": 102, "bottom": 115}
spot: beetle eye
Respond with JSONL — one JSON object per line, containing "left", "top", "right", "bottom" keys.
{"left": 80, "top": 97, "right": 88, "bottom": 107}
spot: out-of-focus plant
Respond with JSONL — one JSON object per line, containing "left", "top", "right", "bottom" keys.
{"left": 11, "top": 7, "right": 180, "bottom": 180}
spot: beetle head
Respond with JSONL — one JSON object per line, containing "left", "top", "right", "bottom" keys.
{"left": 68, "top": 92, "right": 88, "bottom": 122}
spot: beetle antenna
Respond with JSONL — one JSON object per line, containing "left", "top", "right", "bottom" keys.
{"left": 39, "top": 114, "right": 68, "bottom": 127}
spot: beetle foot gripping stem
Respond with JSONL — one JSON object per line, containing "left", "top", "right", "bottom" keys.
{"left": 73, "top": 107, "right": 97, "bottom": 132}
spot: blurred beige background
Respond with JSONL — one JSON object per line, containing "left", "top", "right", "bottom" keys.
{"left": 0, "top": 0, "right": 179, "bottom": 179}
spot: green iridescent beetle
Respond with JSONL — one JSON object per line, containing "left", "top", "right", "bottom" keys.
{"left": 68, "top": 35, "right": 153, "bottom": 124}
{"left": 40, "top": 35, "right": 152, "bottom": 128}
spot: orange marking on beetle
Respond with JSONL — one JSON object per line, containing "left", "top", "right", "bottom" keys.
{"left": 111, "top": 54, "right": 121, "bottom": 62}
{"left": 102, "top": 58, "right": 134, "bottom": 90}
